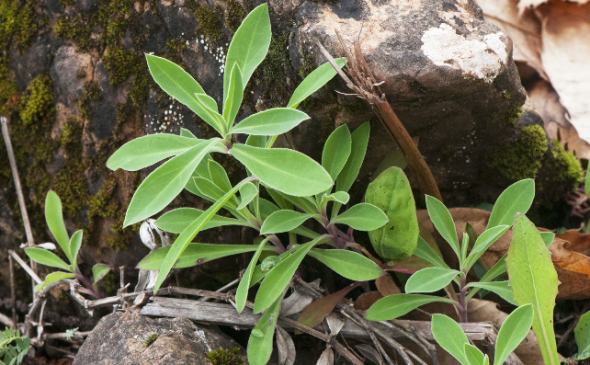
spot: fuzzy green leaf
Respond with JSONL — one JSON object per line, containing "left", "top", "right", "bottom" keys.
{"left": 260, "top": 210, "right": 313, "bottom": 235}
{"left": 426, "top": 195, "right": 460, "bottom": 259}
{"left": 25, "top": 248, "right": 71, "bottom": 271}
{"left": 574, "top": 310, "right": 590, "bottom": 360}
{"left": 247, "top": 295, "right": 281, "bottom": 365}
{"left": 366, "top": 294, "right": 455, "bottom": 321}
{"left": 506, "top": 214, "right": 559, "bottom": 365}
{"left": 308, "top": 249, "right": 384, "bottom": 281}
{"left": 414, "top": 236, "right": 449, "bottom": 269}
{"left": 107, "top": 134, "right": 202, "bottom": 171}
{"left": 208, "top": 159, "right": 232, "bottom": 192}
{"left": 156, "top": 208, "right": 250, "bottom": 234}
{"left": 34, "top": 272, "right": 76, "bottom": 292}
{"left": 494, "top": 304, "right": 534, "bottom": 365}
{"left": 236, "top": 238, "right": 270, "bottom": 313}
{"left": 180, "top": 128, "right": 197, "bottom": 138}
{"left": 365, "top": 167, "right": 419, "bottom": 259}
{"left": 92, "top": 264, "right": 111, "bottom": 285}
{"left": 405, "top": 267, "right": 460, "bottom": 293}
{"left": 322, "top": 125, "right": 351, "bottom": 181}
{"left": 69, "top": 230, "right": 83, "bottom": 269}
{"left": 321, "top": 191, "right": 350, "bottom": 205}
{"left": 230, "top": 144, "right": 333, "bottom": 197}
{"left": 464, "top": 225, "right": 510, "bottom": 271}
{"left": 230, "top": 108, "right": 310, "bottom": 136}
{"left": 223, "top": 62, "right": 244, "bottom": 127}
{"left": 287, "top": 58, "right": 346, "bottom": 109}
{"left": 223, "top": 4, "right": 271, "bottom": 102}
{"left": 466, "top": 281, "right": 516, "bottom": 305}
{"left": 464, "top": 344, "right": 485, "bottom": 365}
{"left": 332, "top": 203, "right": 388, "bottom": 231}
{"left": 488, "top": 179, "right": 535, "bottom": 229}
{"left": 336, "top": 122, "right": 370, "bottom": 193}
{"left": 45, "top": 191, "right": 71, "bottom": 261}
{"left": 238, "top": 182, "right": 258, "bottom": 210}
{"left": 432, "top": 314, "right": 470, "bottom": 365}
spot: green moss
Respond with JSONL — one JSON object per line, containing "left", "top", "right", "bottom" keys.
{"left": 194, "top": 6, "right": 222, "bottom": 40}
{"left": 207, "top": 347, "right": 244, "bottom": 365}
{"left": 144, "top": 332, "right": 158, "bottom": 347}
{"left": 20, "top": 74, "right": 55, "bottom": 127}
{"left": 79, "top": 81, "right": 100, "bottom": 121}
{"left": 225, "top": 0, "right": 246, "bottom": 33}
{"left": 508, "top": 105, "right": 523, "bottom": 126}
{"left": 12, "top": 0, "right": 40, "bottom": 49}
{"left": 59, "top": 0, "right": 75, "bottom": 7}
{"left": 55, "top": 15, "right": 93, "bottom": 51}
{"left": 547, "top": 139, "right": 584, "bottom": 189}
{"left": 103, "top": 46, "right": 137, "bottom": 85}
{"left": 503, "top": 90, "right": 511, "bottom": 99}
{"left": 490, "top": 125, "right": 548, "bottom": 180}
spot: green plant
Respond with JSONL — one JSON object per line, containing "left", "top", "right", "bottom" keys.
{"left": 207, "top": 347, "right": 244, "bottom": 365}
{"left": 144, "top": 332, "right": 158, "bottom": 347}
{"left": 106, "top": 5, "right": 396, "bottom": 364}
{"left": 24, "top": 191, "right": 111, "bottom": 298}
{"left": 574, "top": 310, "right": 590, "bottom": 361}
{"left": 0, "top": 328, "right": 30, "bottom": 365}
{"left": 431, "top": 304, "right": 534, "bottom": 365}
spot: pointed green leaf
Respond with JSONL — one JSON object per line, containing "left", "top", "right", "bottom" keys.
{"left": 124, "top": 139, "right": 220, "bottom": 226}
{"left": 308, "top": 249, "right": 384, "bottom": 281}
{"left": 25, "top": 248, "right": 71, "bottom": 271}
{"left": 260, "top": 210, "right": 313, "bottom": 235}
{"left": 254, "top": 236, "right": 325, "bottom": 313}
{"left": 332, "top": 203, "right": 388, "bottom": 231}
{"left": 464, "top": 344, "right": 485, "bottom": 365}
{"left": 138, "top": 243, "right": 274, "bottom": 270}
{"left": 488, "top": 179, "right": 535, "bottom": 229}
{"left": 194, "top": 93, "right": 226, "bottom": 135}
{"left": 540, "top": 231, "right": 555, "bottom": 248}
{"left": 45, "top": 191, "right": 71, "bottom": 261}
{"left": 405, "top": 267, "right": 460, "bottom": 293}
{"left": 322, "top": 125, "right": 351, "bottom": 180}
{"left": 336, "top": 122, "right": 370, "bottom": 193}
{"left": 287, "top": 58, "right": 346, "bottom": 109}
{"left": 69, "top": 230, "right": 83, "bottom": 269}
{"left": 506, "top": 214, "right": 559, "bottom": 365}
{"left": 464, "top": 225, "right": 510, "bottom": 271}
{"left": 180, "top": 128, "right": 197, "bottom": 138}
{"left": 156, "top": 208, "right": 250, "bottom": 234}
{"left": 231, "top": 144, "right": 333, "bottom": 197}
{"left": 268, "top": 188, "right": 318, "bottom": 214}
{"left": 224, "top": 4, "right": 271, "bottom": 101}
{"left": 92, "top": 264, "right": 111, "bottom": 285}
{"left": 152, "top": 181, "right": 247, "bottom": 293}
{"left": 107, "top": 134, "right": 202, "bottom": 171}
{"left": 247, "top": 295, "right": 281, "bottom": 365}
{"left": 426, "top": 195, "right": 460, "bottom": 258}
{"left": 34, "top": 272, "right": 76, "bottom": 292}
{"left": 494, "top": 304, "right": 534, "bottom": 365}
{"left": 365, "top": 167, "right": 419, "bottom": 259}
{"left": 208, "top": 159, "right": 232, "bottom": 192}
{"left": 230, "top": 108, "right": 310, "bottom": 136}
{"left": 238, "top": 182, "right": 258, "bottom": 210}
{"left": 236, "top": 237, "right": 270, "bottom": 313}
{"left": 321, "top": 191, "right": 349, "bottom": 205}
{"left": 466, "top": 281, "right": 516, "bottom": 305}
{"left": 223, "top": 62, "right": 244, "bottom": 128}
{"left": 414, "top": 236, "right": 449, "bottom": 269}
{"left": 432, "top": 314, "right": 470, "bottom": 365}
{"left": 574, "top": 310, "right": 590, "bottom": 360}
{"left": 366, "top": 294, "right": 455, "bottom": 321}
{"left": 246, "top": 134, "right": 268, "bottom": 148}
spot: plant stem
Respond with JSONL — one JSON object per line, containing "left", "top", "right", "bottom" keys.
{"left": 458, "top": 275, "right": 468, "bottom": 323}
{"left": 75, "top": 270, "right": 102, "bottom": 299}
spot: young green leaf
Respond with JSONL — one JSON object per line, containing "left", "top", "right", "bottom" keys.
{"left": 34, "top": 272, "right": 76, "bottom": 292}
{"left": 464, "top": 344, "right": 485, "bottom": 365}
{"left": 487, "top": 179, "right": 535, "bottom": 229}
{"left": 194, "top": 177, "right": 236, "bottom": 208}
{"left": 322, "top": 125, "right": 351, "bottom": 180}
{"left": 156, "top": 208, "right": 250, "bottom": 234}
{"left": 224, "top": 4, "right": 271, "bottom": 101}
{"left": 124, "top": 139, "right": 221, "bottom": 227}
{"left": 268, "top": 189, "right": 318, "bottom": 214}
{"left": 574, "top": 310, "right": 590, "bottom": 360}
{"left": 336, "top": 122, "right": 370, "bottom": 193}
{"left": 137, "top": 243, "right": 273, "bottom": 270}
{"left": 506, "top": 214, "right": 559, "bottom": 365}
{"left": 247, "top": 295, "right": 281, "bottom": 365}
{"left": 431, "top": 314, "right": 470, "bottom": 365}
{"left": 230, "top": 144, "right": 333, "bottom": 197}
{"left": 238, "top": 182, "right": 258, "bottom": 210}
{"left": 308, "top": 249, "right": 384, "bottom": 281}
{"left": 287, "top": 58, "right": 346, "bottom": 109}
{"left": 414, "top": 236, "right": 449, "bottom": 269}
{"left": 24, "top": 248, "right": 71, "bottom": 271}
{"left": 426, "top": 195, "right": 460, "bottom": 259}
{"left": 254, "top": 236, "right": 325, "bottom": 313}
{"left": 92, "top": 264, "right": 111, "bottom": 285}
{"left": 331, "top": 203, "right": 388, "bottom": 231}
{"left": 464, "top": 225, "right": 510, "bottom": 271}
{"left": 180, "top": 128, "right": 197, "bottom": 138}
{"left": 236, "top": 237, "right": 270, "bottom": 313}
{"left": 405, "top": 267, "right": 460, "bottom": 293}
{"left": 107, "top": 134, "right": 202, "bottom": 171}
{"left": 321, "top": 191, "right": 350, "bottom": 205}
{"left": 260, "top": 210, "right": 314, "bottom": 235}
{"left": 365, "top": 294, "right": 455, "bottom": 321}
{"left": 69, "top": 230, "right": 83, "bottom": 269}
{"left": 365, "top": 167, "right": 419, "bottom": 259}
{"left": 194, "top": 93, "right": 226, "bottom": 135}
{"left": 246, "top": 134, "right": 268, "bottom": 148}
{"left": 223, "top": 62, "right": 244, "bottom": 127}
{"left": 152, "top": 181, "right": 247, "bottom": 293}
{"left": 494, "top": 304, "right": 534, "bottom": 365}
{"left": 208, "top": 159, "right": 232, "bottom": 192}
{"left": 230, "top": 108, "right": 310, "bottom": 136}
{"left": 45, "top": 191, "right": 71, "bottom": 262}
{"left": 465, "top": 281, "right": 516, "bottom": 305}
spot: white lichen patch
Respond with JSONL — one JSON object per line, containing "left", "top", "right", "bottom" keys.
{"left": 421, "top": 24, "right": 508, "bottom": 83}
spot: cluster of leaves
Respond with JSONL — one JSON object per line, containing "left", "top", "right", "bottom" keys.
{"left": 24, "top": 191, "right": 111, "bottom": 298}
{"left": 0, "top": 328, "right": 29, "bottom": 365}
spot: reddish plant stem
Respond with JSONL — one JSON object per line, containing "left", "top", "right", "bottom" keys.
{"left": 458, "top": 275, "right": 468, "bottom": 323}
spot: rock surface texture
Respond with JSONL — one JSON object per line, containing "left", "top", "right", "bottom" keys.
{"left": 0, "top": 0, "right": 581, "bottom": 310}
{"left": 72, "top": 311, "right": 246, "bottom": 365}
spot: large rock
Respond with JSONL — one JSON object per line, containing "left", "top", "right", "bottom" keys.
{"left": 72, "top": 311, "right": 246, "bottom": 365}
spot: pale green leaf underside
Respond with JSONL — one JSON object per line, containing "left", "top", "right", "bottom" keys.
{"left": 332, "top": 203, "right": 388, "bottom": 231}
{"left": 336, "top": 122, "right": 370, "bottom": 193}
{"left": 260, "top": 210, "right": 313, "bottom": 235}
{"left": 405, "top": 267, "right": 460, "bottom": 293}
{"left": 230, "top": 108, "right": 310, "bottom": 136}
{"left": 308, "top": 248, "right": 384, "bottom": 281}
{"left": 156, "top": 208, "right": 249, "bottom": 234}
{"left": 466, "top": 281, "right": 516, "bottom": 305}
{"left": 322, "top": 124, "right": 351, "bottom": 181}
{"left": 287, "top": 58, "right": 346, "bottom": 109}
{"left": 432, "top": 314, "right": 470, "bottom": 365}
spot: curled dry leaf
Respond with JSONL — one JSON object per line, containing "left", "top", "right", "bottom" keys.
{"left": 316, "top": 347, "right": 334, "bottom": 365}
{"left": 281, "top": 289, "right": 314, "bottom": 317}
{"left": 355, "top": 344, "right": 383, "bottom": 365}
{"left": 325, "top": 313, "right": 346, "bottom": 336}
{"left": 276, "top": 326, "right": 296, "bottom": 365}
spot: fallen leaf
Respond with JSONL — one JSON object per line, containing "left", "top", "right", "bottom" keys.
{"left": 354, "top": 291, "right": 383, "bottom": 311}
{"left": 316, "top": 347, "right": 334, "bottom": 365}
{"left": 276, "top": 326, "right": 296, "bottom": 365}
{"left": 298, "top": 284, "right": 354, "bottom": 329}
{"left": 355, "top": 344, "right": 383, "bottom": 365}
{"left": 376, "top": 274, "right": 401, "bottom": 297}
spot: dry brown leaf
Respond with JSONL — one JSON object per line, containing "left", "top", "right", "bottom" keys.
{"left": 476, "top": 0, "right": 546, "bottom": 78}
{"left": 518, "top": 0, "right": 590, "bottom": 14}
{"left": 375, "top": 274, "right": 401, "bottom": 297}
{"left": 556, "top": 229, "right": 590, "bottom": 256}
{"left": 276, "top": 326, "right": 296, "bottom": 365}
{"left": 316, "top": 347, "right": 334, "bottom": 365}
{"left": 354, "top": 291, "right": 383, "bottom": 311}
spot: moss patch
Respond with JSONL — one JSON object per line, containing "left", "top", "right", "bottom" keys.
{"left": 79, "top": 81, "right": 100, "bottom": 121}
{"left": 225, "top": 0, "right": 246, "bottom": 33}
{"left": 207, "top": 347, "right": 244, "bottom": 365}
{"left": 104, "top": 46, "right": 137, "bottom": 85}
{"left": 490, "top": 125, "right": 548, "bottom": 180}
{"left": 20, "top": 74, "right": 54, "bottom": 127}
{"left": 55, "top": 15, "right": 93, "bottom": 51}
{"left": 544, "top": 140, "right": 584, "bottom": 190}
{"left": 194, "top": 6, "right": 222, "bottom": 40}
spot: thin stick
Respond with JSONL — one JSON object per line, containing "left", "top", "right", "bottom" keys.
{"left": 9, "top": 254, "right": 17, "bottom": 329}
{"left": 9, "top": 250, "right": 42, "bottom": 284}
